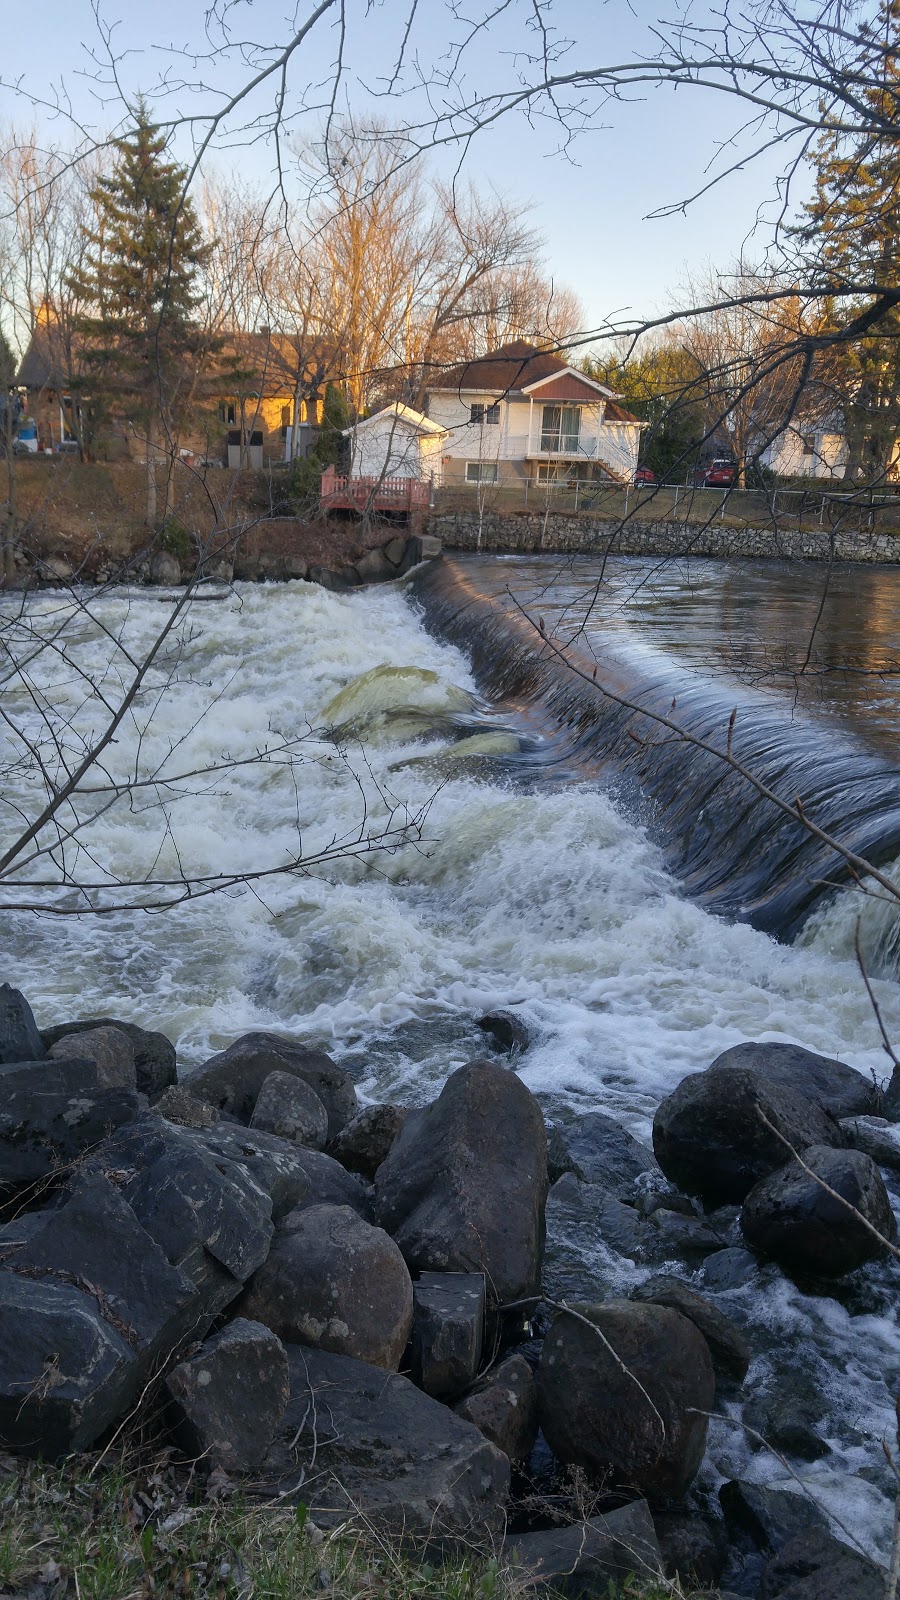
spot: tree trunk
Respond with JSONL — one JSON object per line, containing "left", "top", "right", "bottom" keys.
{"left": 2, "top": 397, "right": 17, "bottom": 587}
{"left": 146, "top": 419, "right": 158, "bottom": 528}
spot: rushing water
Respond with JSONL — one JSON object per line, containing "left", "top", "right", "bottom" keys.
{"left": 2, "top": 559, "right": 900, "bottom": 1566}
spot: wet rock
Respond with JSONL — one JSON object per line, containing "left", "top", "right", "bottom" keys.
{"left": 758, "top": 1527, "right": 883, "bottom": 1600}
{"left": 353, "top": 546, "right": 399, "bottom": 584}
{"left": 383, "top": 536, "right": 408, "bottom": 567}
{"left": 375, "top": 1059, "right": 547, "bottom": 1305}
{"left": 713, "top": 1041, "right": 877, "bottom": 1120}
{"left": 645, "top": 1206, "right": 727, "bottom": 1258}
{"left": 186, "top": 1031, "right": 358, "bottom": 1136}
{"left": 652, "top": 1064, "right": 839, "bottom": 1204}
{"left": 502, "top": 1502, "right": 662, "bottom": 1595}
{"left": 636, "top": 1190, "right": 698, "bottom": 1218}
{"left": 743, "top": 1390, "right": 830, "bottom": 1462}
{"left": 243, "top": 1204, "right": 413, "bottom": 1370}
{"left": 165, "top": 1318, "right": 289, "bottom": 1473}
{"left": 249, "top": 1070, "right": 329, "bottom": 1149}
{"left": 741, "top": 1144, "right": 897, "bottom": 1276}
{"left": 537, "top": 1299, "right": 715, "bottom": 1500}
{"left": 654, "top": 1511, "right": 727, "bottom": 1588}
{"left": 0, "top": 1273, "right": 136, "bottom": 1456}
{"left": 0, "top": 1058, "right": 140, "bottom": 1197}
{"left": 326, "top": 1103, "right": 408, "bottom": 1179}
{"left": 150, "top": 551, "right": 182, "bottom": 585}
{"left": 410, "top": 1271, "right": 484, "bottom": 1398}
{"left": 308, "top": 565, "right": 360, "bottom": 591}
{"left": 186, "top": 1122, "right": 322, "bottom": 1220}
{"left": 701, "top": 1246, "right": 759, "bottom": 1291}
{"left": 47, "top": 1025, "right": 136, "bottom": 1090}
{"left": 154, "top": 1085, "right": 220, "bottom": 1128}
{"left": 477, "top": 1009, "right": 530, "bottom": 1057}
{"left": 454, "top": 1353, "right": 537, "bottom": 1462}
{"left": 631, "top": 1276, "right": 750, "bottom": 1385}
{"left": 0, "top": 984, "right": 45, "bottom": 1063}
{"left": 719, "top": 1480, "right": 828, "bottom": 1555}
{"left": 282, "top": 1144, "right": 373, "bottom": 1218}
{"left": 547, "top": 1111, "right": 659, "bottom": 1197}
{"left": 548, "top": 1173, "right": 645, "bottom": 1261}
{"left": 259, "top": 1344, "right": 509, "bottom": 1541}
{"left": 840, "top": 1115, "right": 900, "bottom": 1173}
{"left": 41, "top": 1018, "right": 176, "bottom": 1097}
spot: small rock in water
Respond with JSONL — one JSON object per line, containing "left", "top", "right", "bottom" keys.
{"left": 476, "top": 1009, "right": 530, "bottom": 1057}
{"left": 548, "top": 1173, "right": 644, "bottom": 1260}
{"left": 454, "top": 1352, "right": 537, "bottom": 1462}
{"left": 719, "top": 1479, "right": 828, "bottom": 1555}
{"left": 840, "top": 1114, "right": 900, "bottom": 1172}
{"left": 327, "top": 1103, "right": 408, "bottom": 1179}
{"left": 701, "top": 1246, "right": 759, "bottom": 1291}
{"left": 0, "top": 985, "right": 45, "bottom": 1063}
{"left": 653, "top": 1510, "right": 727, "bottom": 1588}
{"left": 48, "top": 1024, "right": 136, "bottom": 1090}
{"left": 757, "top": 1527, "right": 883, "bottom": 1600}
{"left": 740, "top": 1144, "right": 897, "bottom": 1276}
{"left": 242, "top": 1202, "right": 413, "bottom": 1370}
{"left": 410, "top": 1271, "right": 485, "bottom": 1398}
{"left": 547, "top": 1110, "right": 660, "bottom": 1197}
{"left": 250, "top": 1071, "right": 329, "bottom": 1149}
{"left": 165, "top": 1318, "right": 290, "bottom": 1473}
{"left": 645, "top": 1206, "right": 727, "bottom": 1259}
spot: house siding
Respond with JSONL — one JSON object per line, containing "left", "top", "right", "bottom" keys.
{"left": 427, "top": 392, "right": 641, "bottom": 481}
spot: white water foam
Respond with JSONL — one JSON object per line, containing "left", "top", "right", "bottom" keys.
{"left": 2, "top": 578, "right": 899, "bottom": 1557}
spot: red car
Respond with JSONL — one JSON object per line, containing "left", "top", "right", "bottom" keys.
{"left": 692, "top": 459, "right": 736, "bottom": 487}
{"left": 633, "top": 466, "right": 656, "bottom": 485}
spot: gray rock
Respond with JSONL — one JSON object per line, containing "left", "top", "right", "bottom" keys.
{"left": 47, "top": 1025, "right": 136, "bottom": 1089}
{"left": 150, "top": 551, "right": 182, "bottom": 585}
{"left": 259, "top": 1344, "right": 510, "bottom": 1541}
{"left": 548, "top": 1111, "right": 660, "bottom": 1197}
{"left": 840, "top": 1115, "right": 900, "bottom": 1172}
{"left": 243, "top": 1204, "right": 413, "bottom": 1370}
{"left": 281, "top": 1144, "right": 373, "bottom": 1218}
{"left": 713, "top": 1041, "right": 877, "bottom": 1120}
{"left": 308, "top": 565, "right": 360, "bottom": 592}
{"left": 165, "top": 1318, "right": 290, "bottom": 1473}
{"left": 0, "top": 1273, "right": 136, "bottom": 1456}
{"left": 41, "top": 1018, "right": 176, "bottom": 1097}
{"left": 154, "top": 1085, "right": 220, "bottom": 1128}
{"left": 744, "top": 1392, "right": 830, "bottom": 1462}
{"left": 326, "top": 1103, "right": 408, "bottom": 1179}
{"left": 250, "top": 1071, "right": 329, "bottom": 1149}
{"left": 187, "top": 1122, "right": 318, "bottom": 1220}
{"left": 631, "top": 1275, "right": 750, "bottom": 1385}
{"left": 454, "top": 1353, "right": 537, "bottom": 1462}
{"left": 652, "top": 1064, "right": 840, "bottom": 1204}
{"left": 502, "top": 1502, "right": 663, "bottom": 1595}
{"left": 645, "top": 1206, "right": 727, "bottom": 1258}
{"left": 375, "top": 1059, "right": 548, "bottom": 1306}
{"left": 0, "top": 1058, "right": 140, "bottom": 1197}
{"left": 653, "top": 1512, "right": 726, "bottom": 1587}
{"left": 186, "top": 1031, "right": 358, "bottom": 1136}
{"left": 476, "top": 1010, "right": 530, "bottom": 1057}
{"left": 701, "top": 1246, "right": 759, "bottom": 1291}
{"left": 719, "top": 1479, "right": 828, "bottom": 1554}
{"left": 758, "top": 1527, "right": 884, "bottom": 1599}
{"left": 383, "top": 537, "right": 408, "bottom": 567}
{"left": 410, "top": 1271, "right": 485, "bottom": 1398}
{"left": 0, "top": 984, "right": 45, "bottom": 1063}
{"left": 741, "top": 1144, "right": 897, "bottom": 1276}
{"left": 354, "top": 547, "right": 399, "bottom": 584}
{"left": 537, "top": 1299, "right": 715, "bottom": 1501}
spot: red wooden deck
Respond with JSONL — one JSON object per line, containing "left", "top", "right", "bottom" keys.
{"left": 320, "top": 466, "right": 430, "bottom": 514}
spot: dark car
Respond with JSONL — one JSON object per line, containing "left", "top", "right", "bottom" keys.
{"left": 633, "top": 466, "right": 656, "bottom": 485}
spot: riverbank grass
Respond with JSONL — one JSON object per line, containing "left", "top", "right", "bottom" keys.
{"left": 0, "top": 1457, "right": 698, "bottom": 1600}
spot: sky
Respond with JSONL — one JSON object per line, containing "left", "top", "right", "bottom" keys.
{"left": 1, "top": 0, "right": 812, "bottom": 345}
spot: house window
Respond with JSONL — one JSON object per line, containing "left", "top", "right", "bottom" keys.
{"left": 470, "top": 403, "right": 500, "bottom": 425}
{"left": 465, "top": 461, "right": 499, "bottom": 484}
{"left": 536, "top": 462, "right": 578, "bottom": 483}
{"left": 801, "top": 433, "right": 815, "bottom": 455}
{"left": 541, "top": 405, "right": 581, "bottom": 453}
{"left": 281, "top": 405, "right": 292, "bottom": 428}
{"left": 218, "top": 401, "right": 237, "bottom": 425}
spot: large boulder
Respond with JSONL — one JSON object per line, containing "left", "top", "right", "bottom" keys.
{"left": 327, "top": 1103, "right": 408, "bottom": 1179}
{"left": 758, "top": 1527, "right": 884, "bottom": 1600}
{"left": 259, "top": 1344, "right": 510, "bottom": 1541}
{"left": 0, "top": 1058, "right": 140, "bottom": 1198}
{"left": 41, "top": 1017, "right": 176, "bottom": 1098}
{"left": 185, "top": 1122, "right": 319, "bottom": 1220}
{"left": 455, "top": 1353, "right": 538, "bottom": 1462}
{"left": 47, "top": 1025, "right": 136, "bottom": 1090}
{"left": 630, "top": 1275, "right": 750, "bottom": 1386}
{"left": 719, "top": 1480, "right": 828, "bottom": 1555}
{"left": 537, "top": 1299, "right": 715, "bottom": 1501}
{"left": 652, "top": 1064, "right": 839, "bottom": 1204}
{"left": 502, "top": 1504, "right": 662, "bottom": 1595}
{"left": 243, "top": 1203, "right": 413, "bottom": 1370}
{"left": 165, "top": 1319, "right": 290, "bottom": 1473}
{"left": 186, "top": 1031, "right": 358, "bottom": 1136}
{"left": 548, "top": 1111, "right": 660, "bottom": 1196}
{"left": 0, "top": 984, "right": 44, "bottom": 1062}
{"left": 249, "top": 1070, "right": 329, "bottom": 1149}
{"left": 740, "top": 1144, "right": 897, "bottom": 1276}
{"left": 375, "top": 1059, "right": 548, "bottom": 1305}
{"left": 712, "top": 1041, "right": 877, "bottom": 1120}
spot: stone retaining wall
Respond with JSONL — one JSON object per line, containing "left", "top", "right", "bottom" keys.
{"left": 428, "top": 511, "right": 900, "bottom": 563}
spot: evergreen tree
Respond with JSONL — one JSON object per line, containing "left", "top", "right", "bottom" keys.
{"left": 69, "top": 104, "right": 214, "bottom": 523}
{"left": 585, "top": 343, "right": 707, "bottom": 482}
{"left": 799, "top": 1, "right": 900, "bottom": 483}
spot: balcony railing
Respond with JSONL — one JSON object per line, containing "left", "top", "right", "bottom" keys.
{"left": 527, "top": 433, "right": 600, "bottom": 460}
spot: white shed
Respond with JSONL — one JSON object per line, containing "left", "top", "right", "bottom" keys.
{"left": 345, "top": 403, "right": 447, "bottom": 485}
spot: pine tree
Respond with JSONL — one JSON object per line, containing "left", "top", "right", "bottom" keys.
{"left": 69, "top": 104, "right": 214, "bottom": 523}
{"left": 800, "top": 0, "right": 900, "bottom": 483}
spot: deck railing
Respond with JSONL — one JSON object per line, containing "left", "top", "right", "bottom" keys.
{"left": 320, "top": 466, "right": 431, "bottom": 512}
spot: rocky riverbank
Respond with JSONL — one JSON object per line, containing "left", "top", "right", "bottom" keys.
{"left": 0, "top": 982, "right": 897, "bottom": 1598}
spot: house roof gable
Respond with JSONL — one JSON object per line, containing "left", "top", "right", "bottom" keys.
{"left": 520, "top": 367, "right": 617, "bottom": 400}
{"left": 345, "top": 402, "right": 448, "bottom": 437}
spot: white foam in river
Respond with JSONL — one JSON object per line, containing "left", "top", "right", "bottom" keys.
{"left": 2, "top": 578, "right": 899, "bottom": 1559}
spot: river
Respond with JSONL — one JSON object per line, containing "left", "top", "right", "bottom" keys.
{"left": 2, "top": 554, "right": 900, "bottom": 1567}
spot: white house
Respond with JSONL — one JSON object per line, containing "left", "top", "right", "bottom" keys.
{"left": 344, "top": 402, "right": 448, "bottom": 484}
{"left": 424, "top": 340, "right": 644, "bottom": 486}
{"left": 760, "top": 414, "right": 849, "bottom": 480}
